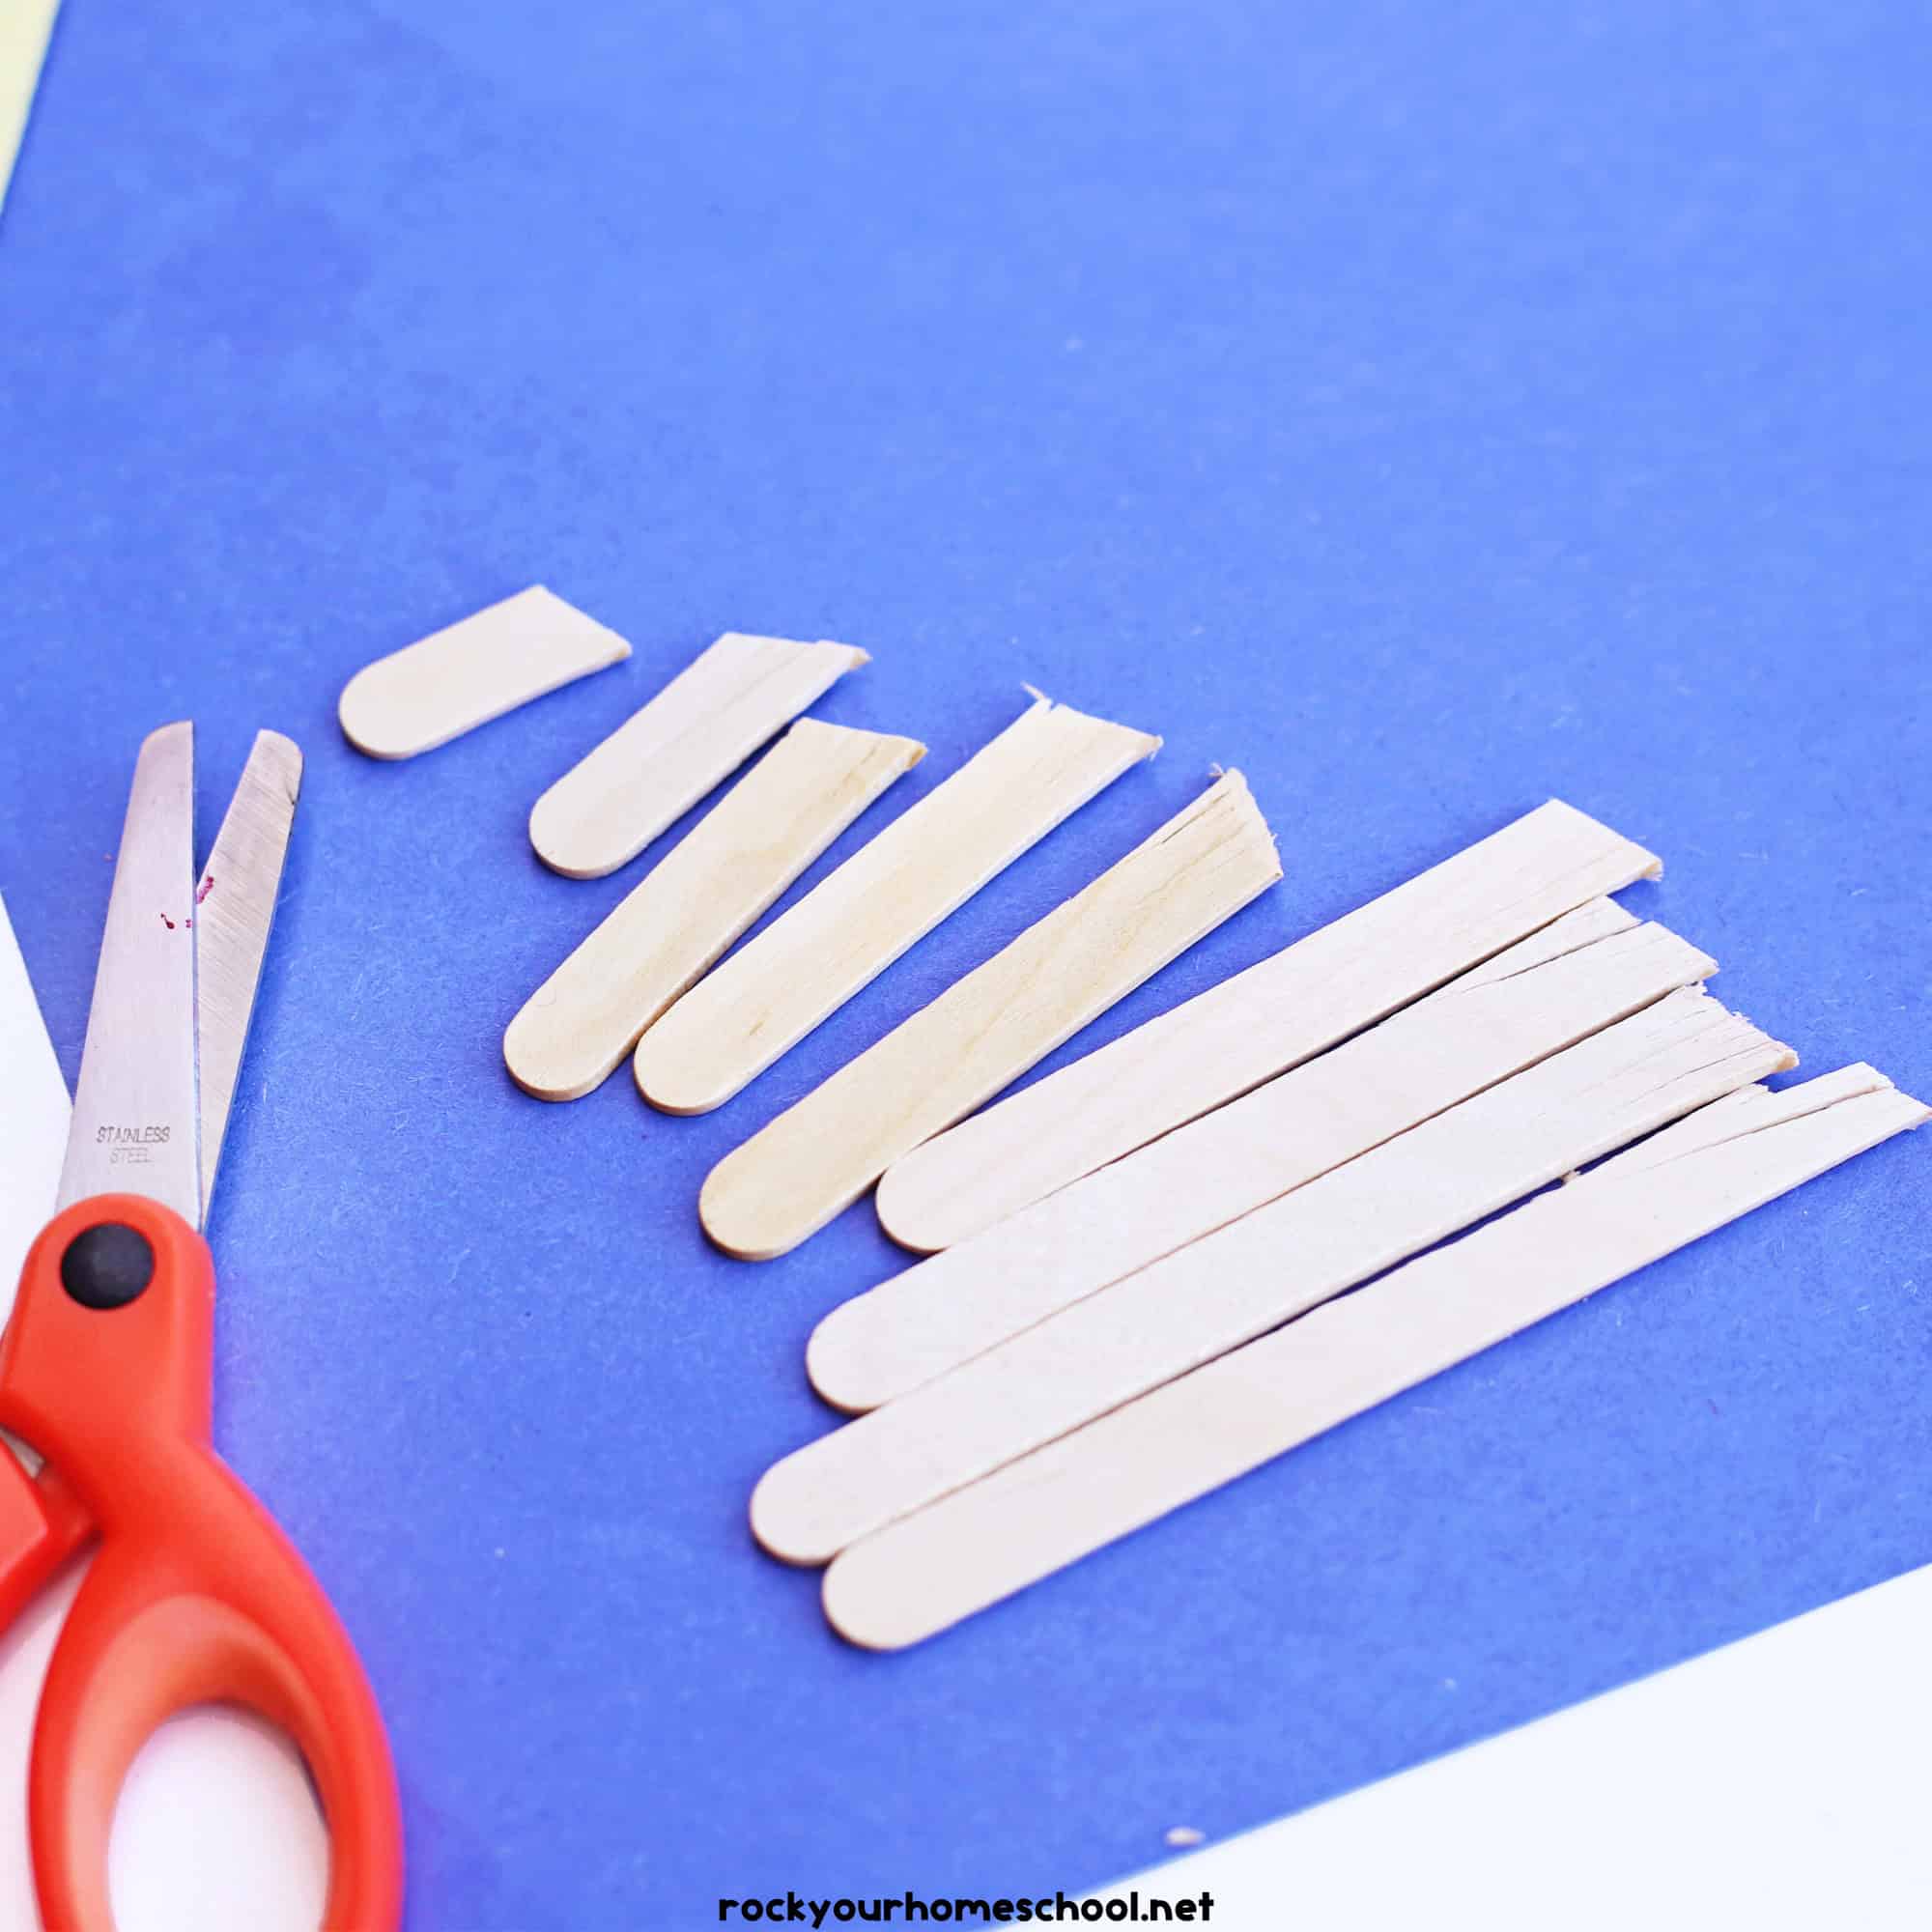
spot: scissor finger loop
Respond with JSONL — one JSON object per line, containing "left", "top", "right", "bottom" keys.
{"left": 0, "top": 725, "right": 403, "bottom": 1931}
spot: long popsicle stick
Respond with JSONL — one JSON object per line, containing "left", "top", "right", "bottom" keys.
{"left": 823, "top": 1065, "right": 1928, "bottom": 1649}
{"left": 875, "top": 799, "right": 1662, "bottom": 1252}
{"left": 338, "top": 586, "right": 632, "bottom": 760}
{"left": 529, "top": 632, "right": 867, "bottom": 878}
{"left": 698, "top": 773, "right": 1280, "bottom": 1260}
{"left": 504, "top": 721, "right": 924, "bottom": 1101}
{"left": 635, "top": 695, "right": 1162, "bottom": 1116}
{"left": 812, "top": 899, "right": 1713, "bottom": 1412}
{"left": 751, "top": 989, "right": 1792, "bottom": 1564}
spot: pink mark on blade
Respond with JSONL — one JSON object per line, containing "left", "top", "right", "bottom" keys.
{"left": 196, "top": 875, "right": 214, "bottom": 904}
{"left": 159, "top": 914, "right": 176, "bottom": 930}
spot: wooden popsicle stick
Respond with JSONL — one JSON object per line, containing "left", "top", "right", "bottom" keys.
{"left": 634, "top": 695, "right": 1162, "bottom": 1116}
{"left": 875, "top": 799, "right": 1662, "bottom": 1252}
{"left": 814, "top": 899, "right": 1714, "bottom": 1412}
{"left": 528, "top": 632, "right": 868, "bottom": 879}
{"left": 750, "top": 988, "right": 1792, "bottom": 1565}
{"left": 338, "top": 585, "right": 632, "bottom": 760}
{"left": 697, "top": 773, "right": 1280, "bottom": 1260}
{"left": 504, "top": 721, "right": 924, "bottom": 1101}
{"left": 823, "top": 1066, "right": 1929, "bottom": 1649}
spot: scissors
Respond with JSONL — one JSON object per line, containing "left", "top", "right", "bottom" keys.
{"left": 0, "top": 724, "right": 403, "bottom": 1931}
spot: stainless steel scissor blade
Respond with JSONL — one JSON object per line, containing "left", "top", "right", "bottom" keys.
{"left": 195, "top": 729, "right": 302, "bottom": 1212}
{"left": 55, "top": 724, "right": 302, "bottom": 1229}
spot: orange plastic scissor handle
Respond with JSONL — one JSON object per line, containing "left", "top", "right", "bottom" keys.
{"left": 0, "top": 1195, "right": 404, "bottom": 1932}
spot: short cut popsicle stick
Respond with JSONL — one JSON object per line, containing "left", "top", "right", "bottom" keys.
{"left": 529, "top": 633, "right": 868, "bottom": 879}
{"left": 338, "top": 586, "right": 632, "bottom": 760}
{"left": 635, "top": 695, "right": 1162, "bottom": 1117}
{"left": 750, "top": 989, "right": 1792, "bottom": 1565}
{"left": 816, "top": 899, "right": 1714, "bottom": 1412}
{"left": 822, "top": 1065, "right": 1929, "bottom": 1649}
{"left": 698, "top": 773, "right": 1280, "bottom": 1260}
{"left": 504, "top": 721, "right": 924, "bottom": 1102}
{"left": 875, "top": 799, "right": 1662, "bottom": 1252}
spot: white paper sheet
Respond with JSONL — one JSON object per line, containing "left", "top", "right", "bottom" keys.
{"left": 0, "top": 0, "right": 60, "bottom": 222}
{"left": 1092, "top": 1560, "right": 1932, "bottom": 1929}
{"left": 0, "top": 890, "right": 68, "bottom": 1315}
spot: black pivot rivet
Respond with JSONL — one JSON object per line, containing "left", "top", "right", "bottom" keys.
{"left": 60, "top": 1224, "right": 156, "bottom": 1310}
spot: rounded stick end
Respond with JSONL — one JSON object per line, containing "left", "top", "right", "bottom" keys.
{"left": 871, "top": 1155, "right": 960, "bottom": 1255}
{"left": 821, "top": 1542, "right": 938, "bottom": 1652}
{"left": 748, "top": 1457, "right": 842, "bottom": 1567}
{"left": 804, "top": 1309, "right": 889, "bottom": 1416}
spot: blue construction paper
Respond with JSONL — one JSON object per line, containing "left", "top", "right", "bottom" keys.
{"left": 1, "top": 2, "right": 1927, "bottom": 1924}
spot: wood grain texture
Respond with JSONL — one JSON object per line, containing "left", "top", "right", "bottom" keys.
{"left": 875, "top": 799, "right": 1662, "bottom": 1252}
{"left": 823, "top": 1066, "right": 1928, "bottom": 1649}
{"left": 751, "top": 988, "right": 1793, "bottom": 1564}
{"left": 504, "top": 721, "right": 924, "bottom": 1101}
{"left": 697, "top": 772, "right": 1280, "bottom": 1260}
{"left": 815, "top": 899, "right": 1714, "bottom": 1412}
{"left": 528, "top": 632, "right": 867, "bottom": 879}
{"left": 337, "top": 585, "right": 631, "bottom": 760}
{"left": 634, "top": 695, "right": 1162, "bottom": 1117}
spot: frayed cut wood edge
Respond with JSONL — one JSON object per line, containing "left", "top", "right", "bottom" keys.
{"left": 876, "top": 798, "right": 1662, "bottom": 1252}
{"left": 504, "top": 721, "right": 925, "bottom": 1101}
{"left": 338, "top": 585, "right": 632, "bottom": 760}
{"left": 634, "top": 694, "right": 1162, "bottom": 1117}
{"left": 823, "top": 1065, "right": 1928, "bottom": 1649}
{"left": 697, "top": 772, "right": 1280, "bottom": 1260}
{"left": 529, "top": 631, "right": 867, "bottom": 878}
{"left": 0, "top": 0, "right": 59, "bottom": 222}
{"left": 750, "top": 988, "right": 1793, "bottom": 1564}
{"left": 813, "top": 898, "right": 1716, "bottom": 1413}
